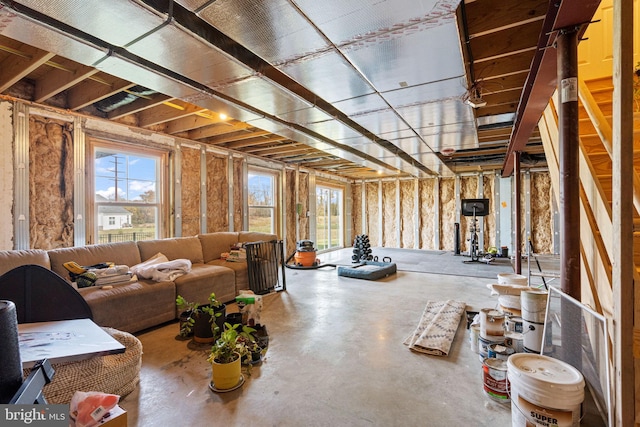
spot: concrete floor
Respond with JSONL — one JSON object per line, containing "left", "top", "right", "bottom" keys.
{"left": 119, "top": 259, "right": 515, "bottom": 426}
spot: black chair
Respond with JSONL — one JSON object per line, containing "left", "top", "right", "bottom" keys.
{"left": 0, "top": 264, "right": 92, "bottom": 323}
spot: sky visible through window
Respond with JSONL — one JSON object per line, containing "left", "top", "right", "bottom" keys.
{"left": 95, "top": 152, "right": 157, "bottom": 202}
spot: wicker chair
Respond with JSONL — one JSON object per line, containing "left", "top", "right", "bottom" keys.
{"left": 0, "top": 265, "right": 142, "bottom": 404}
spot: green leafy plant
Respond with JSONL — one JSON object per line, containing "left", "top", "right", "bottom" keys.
{"left": 176, "top": 293, "right": 223, "bottom": 338}
{"left": 207, "top": 322, "right": 256, "bottom": 364}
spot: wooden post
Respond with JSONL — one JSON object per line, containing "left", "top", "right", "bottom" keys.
{"left": 612, "top": 0, "right": 634, "bottom": 424}
{"left": 513, "top": 152, "right": 521, "bottom": 274}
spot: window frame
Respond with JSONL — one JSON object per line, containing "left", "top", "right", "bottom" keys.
{"left": 315, "top": 181, "right": 345, "bottom": 251}
{"left": 87, "top": 138, "right": 169, "bottom": 244}
{"left": 246, "top": 166, "right": 281, "bottom": 235}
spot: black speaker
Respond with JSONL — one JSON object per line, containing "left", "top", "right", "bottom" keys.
{"left": 0, "top": 300, "right": 22, "bottom": 403}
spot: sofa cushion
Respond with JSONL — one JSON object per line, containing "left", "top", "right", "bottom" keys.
{"left": 78, "top": 280, "right": 175, "bottom": 333}
{"left": 173, "top": 264, "right": 235, "bottom": 307}
{"left": 0, "top": 249, "right": 50, "bottom": 275}
{"left": 48, "top": 242, "right": 142, "bottom": 281}
{"left": 237, "top": 231, "right": 278, "bottom": 243}
{"left": 137, "top": 237, "right": 203, "bottom": 264}
{"left": 207, "top": 259, "right": 249, "bottom": 293}
{"left": 198, "top": 232, "right": 239, "bottom": 263}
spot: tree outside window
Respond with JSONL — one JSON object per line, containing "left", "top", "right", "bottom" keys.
{"left": 248, "top": 170, "right": 276, "bottom": 233}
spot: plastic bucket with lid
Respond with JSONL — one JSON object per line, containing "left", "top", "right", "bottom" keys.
{"left": 507, "top": 353, "right": 584, "bottom": 427}
{"left": 497, "top": 273, "right": 528, "bottom": 286}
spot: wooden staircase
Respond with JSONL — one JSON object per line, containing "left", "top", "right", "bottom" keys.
{"left": 538, "top": 75, "right": 640, "bottom": 424}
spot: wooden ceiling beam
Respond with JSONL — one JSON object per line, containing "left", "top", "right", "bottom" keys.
{"left": 137, "top": 101, "right": 207, "bottom": 128}
{"left": 262, "top": 147, "right": 314, "bottom": 158}
{"left": 473, "top": 50, "right": 536, "bottom": 81}
{"left": 0, "top": 45, "right": 55, "bottom": 92}
{"left": 227, "top": 135, "right": 287, "bottom": 150}
{"left": 470, "top": 20, "right": 544, "bottom": 62}
{"left": 68, "top": 76, "right": 135, "bottom": 110}
{"left": 245, "top": 142, "right": 304, "bottom": 154}
{"left": 206, "top": 130, "right": 270, "bottom": 145}
{"left": 34, "top": 63, "right": 98, "bottom": 103}
{"left": 465, "top": 0, "right": 548, "bottom": 37}
{"left": 107, "top": 93, "right": 174, "bottom": 120}
{"left": 188, "top": 121, "right": 251, "bottom": 140}
{"left": 164, "top": 113, "right": 224, "bottom": 134}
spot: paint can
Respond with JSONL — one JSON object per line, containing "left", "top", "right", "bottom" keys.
{"left": 480, "top": 308, "right": 505, "bottom": 339}
{"left": 520, "top": 290, "right": 548, "bottom": 324}
{"left": 497, "top": 273, "right": 528, "bottom": 286}
{"left": 507, "top": 353, "right": 584, "bottom": 426}
{"left": 503, "top": 331, "right": 524, "bottom": 353}
{"left": 523, "top": 320, "right": 553, "bottom": 354}
{"left": 504, "top": 315, "right": 523, "bottom": 333}
{"left": 482, "top": 357, "right": 510, "bottom": 403}
{"left": 487, "top": 343, "right": 515, "bottom": 361}
{"left": 469, "top": 324, "right": 480, "bottom": 354}
{"left": 479, "top": 336, "right": 504, "bottom": 362}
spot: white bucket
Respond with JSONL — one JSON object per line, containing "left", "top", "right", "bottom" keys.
{"left": 480, "top": 308, "right": 505, "bottom": 339}
{"left": 523, "top": 320, "right": 553, "bottom": 354}
{"left": 507, "top": 353, "right": 584, "bottom": 427}
{"left": 521, "top": 290, "right": 548, "bottom": 323}
{"left": 487, "top": 343, "right": 515, "bottom": 361}
{"left": 469, "top": 324, "right": 480, "bottom": 353}
{"left": 503, "top": 331, "right": 524, "bottom": 353}
{"left": 497, "top": 273, "right": 528, "bottom": 286}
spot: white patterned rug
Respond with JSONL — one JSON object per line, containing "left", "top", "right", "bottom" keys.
{"left": 403, "top": 300, "right": 467, "bottom": 356}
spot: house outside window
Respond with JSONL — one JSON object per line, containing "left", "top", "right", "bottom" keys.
{"left": 91, "top": 141, "right": 166, "bottom": 244}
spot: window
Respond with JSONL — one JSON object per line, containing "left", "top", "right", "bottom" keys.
{"left": 247, "top": 169, "right": 278, "bottom": 234}
{"left": 316, "top": 185, "right": 343, "bottom": 251}
{"left": 92, "top": 142, "right": 165, "bottom": 244}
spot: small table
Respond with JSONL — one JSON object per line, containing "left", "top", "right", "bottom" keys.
{"left": 18, "top": 318, "right": 125, "bottom": 368}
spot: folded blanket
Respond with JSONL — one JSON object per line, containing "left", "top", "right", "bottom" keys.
{"left": 89, "top": 265, "right": 129, "bottom": 277}
{"left": 131, "top": 253, "right": 192, "bottom": 282}
{"left": 403, "top": 300, "right": 466, "bottom": 356}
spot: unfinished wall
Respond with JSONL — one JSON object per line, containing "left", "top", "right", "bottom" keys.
{"left": 181, "top": 146, "right": 201, "bottom": 237}
{"left": 483, "top": 175, "right": 496, "bottom": 251}
{"left": 530, "top": 172, "right": 553, "bottom": 253}
{"left": 400, "top": 180, "right": 415, "bottom": 248}
{"left": 365, "top": 181, "right": 380, "bottom": 246}
{"left": 233, "top": 157, "right": 243, "bottom": 231}
{"left": 439, "top": 178, "right": 456, "bottom": 251}
{"left": 29, "top": 115, "right": 74, "bottom": 249}
{"left": 352, "top": 182, "right": 362, "bottom": 244}
{"left": 382, "top": 181, "right": 397, "bottom": 247}
{"left": 0, "top": 102, "right": 13, "bottom": 250}
{"left": 285, "top": 169, "right": 297, "bottom": 255}
{"left": 206, "top": 153, "right": 228, "bottom": 232}
{"left": 298, "top": 172, "right": 309, "bottom": 240}
{"left": 419, "top": 178, "right": 437, "bottom": 250}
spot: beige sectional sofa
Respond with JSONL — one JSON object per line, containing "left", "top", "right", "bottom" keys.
{"left": 0, "top": 231, "right": 278, "bottom": 333}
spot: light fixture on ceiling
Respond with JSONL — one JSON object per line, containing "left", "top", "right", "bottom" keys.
{"left": 464, "top": 84, "right": 486, "bottom": 109}
{"left": 440, "top": 147, "right": 456, "bottom": 156}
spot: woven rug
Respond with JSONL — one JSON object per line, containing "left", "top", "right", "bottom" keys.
{"left": 403, "top": 300, "right": 466, "bottom": 356}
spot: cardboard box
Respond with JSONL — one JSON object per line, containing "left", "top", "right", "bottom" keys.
{"left": 97, "top": 405, "right": 127, "bottom": 427}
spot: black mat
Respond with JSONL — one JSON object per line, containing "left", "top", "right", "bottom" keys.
{"left": 320, "top": 247, "right": 514, "bottom": 280}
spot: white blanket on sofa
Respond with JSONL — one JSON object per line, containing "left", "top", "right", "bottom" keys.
{"left": 131, "top": 253, "right": 192, "bottom": 282}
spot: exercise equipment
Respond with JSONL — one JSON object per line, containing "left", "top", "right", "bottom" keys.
{"left": 461, "top": 199, "right": 489, "bottom": 264}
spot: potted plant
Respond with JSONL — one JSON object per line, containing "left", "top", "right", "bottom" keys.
{"left": 176, "top": 293, "right": 226, "bottom": 343}
{"left": 207, "top": 322, "right": 255, "bottom": 390}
